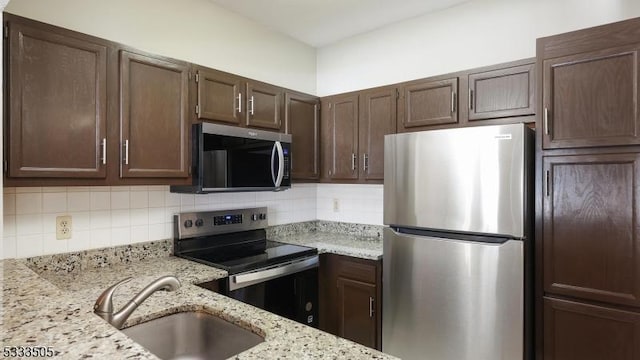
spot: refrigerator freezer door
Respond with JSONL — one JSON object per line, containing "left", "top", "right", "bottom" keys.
{"left": 384, "top": 123, "right": 527, "bottom": 238}
{"left": 382, "top": 228, "right": 524, "bottom": 360}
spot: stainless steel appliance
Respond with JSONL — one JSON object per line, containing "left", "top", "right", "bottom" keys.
{"left": 171, "top": 123, "right": 291, "bottom": 193}
{"left": 383, "top": 124, "right": 533, "bottom": 360}
{"left": 174, "top": 207, "right": 319, "bottom": 327}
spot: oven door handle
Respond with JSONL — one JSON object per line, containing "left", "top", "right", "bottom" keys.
{"left": 229, "top": 255, "right": 318, "bottom": 291}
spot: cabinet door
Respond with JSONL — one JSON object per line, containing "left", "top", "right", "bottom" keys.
{"left": 337, "top": 277, "right": 377, "bottom": 349}
{"left": 6, "top": 21, "right": 107, "bottom": 178}
{"left": 196, "top": 69, "right": 242, "bottom": 125}
{"left": 468, "top": 63, "right": 534, "bottom": 121}
{"left": 246, "top": 82, "right": 282, "bottom": 131}
{"left": 323, "top": 94, "right": 359, "bottom": 180}
{"left": 401, "top": 78, "right": 458, "bottom": 130}
{"left": 542, "top": 47, "right": 640, "bottom": 149}
{"left": 119, "top": 50, "right": 190, "bottom": 178}
{"left": 543, "top": 153, "right": 640, "bottom": 306}
{"left": 359, "top": 88, "right": 397, "bottom": 181}
{"left": 544, "top": 297, "right": 640, "bottom": 360}
{"left": 285, "top": 93, "right": 320, "bottom": 181}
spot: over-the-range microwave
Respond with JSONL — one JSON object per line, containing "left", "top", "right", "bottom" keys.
{"left": 170, "top": 123, "right": 291, "bottom": 193}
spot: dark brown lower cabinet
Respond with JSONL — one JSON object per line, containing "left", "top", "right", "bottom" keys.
{"left": 319, "top": 253, "right": 381, "bottom": 350}
{"left": 543, "top": 297, "right": 640, "bottom": 360}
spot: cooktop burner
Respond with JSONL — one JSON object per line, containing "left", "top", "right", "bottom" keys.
{"left": 173, "top": 207, "right": 317, "bottom": 275}
{"left": 182, "top": 240, "right": 317, "bottom": 275}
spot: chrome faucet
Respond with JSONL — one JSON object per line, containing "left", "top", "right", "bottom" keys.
{"left": 94, "top": 275, "right": 181, "bottom": 329}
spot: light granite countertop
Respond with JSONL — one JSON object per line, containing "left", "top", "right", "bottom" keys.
{"left": 273, "top": 232, "right": 383, "bottom": 260}
{"left": 1, "top": 256, "right": 396, "bottom": 359}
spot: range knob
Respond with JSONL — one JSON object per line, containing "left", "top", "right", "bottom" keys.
{"left": 251, "top": 214, "right": 259, "bottom": 221}
{"left": 184, "top": 220, "right": 193, "bottom": 228}
{"left": 195, "top": 219, "right": 204, "bottom": 227}
{"left": 259, "top": 213, "right": 267, "bottom": 220}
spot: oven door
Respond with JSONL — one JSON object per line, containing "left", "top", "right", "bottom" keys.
{"left": 225, "top": 256, "right": 319, "bottom": 327}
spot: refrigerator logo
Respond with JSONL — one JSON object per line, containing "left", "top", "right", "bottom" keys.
{"left": 494, "top": 134, "right": 512, "bottom": 140}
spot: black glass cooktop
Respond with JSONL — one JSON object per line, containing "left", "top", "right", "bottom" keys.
{"left": 181, "top": 240, "right": 317, "bottom": 275}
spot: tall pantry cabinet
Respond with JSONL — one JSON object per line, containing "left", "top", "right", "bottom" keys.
{"left": 537, "top": 17, "right": 640, "bottom": 360}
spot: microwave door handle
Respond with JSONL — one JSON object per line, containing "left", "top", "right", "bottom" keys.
{"left": 271, "top": 142, "right": 278, "bottom": 186}
{"left": 275, "top": 141, "right": 284, "bottom": 188}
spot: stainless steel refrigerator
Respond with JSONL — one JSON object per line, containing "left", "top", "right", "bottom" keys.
{"left": 382, "top": 123, "right": 533, "bottom": 360}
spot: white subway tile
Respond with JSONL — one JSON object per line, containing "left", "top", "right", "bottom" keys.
{"left": 194, "top": 194, "right": 209, "bottom": 205}
{"left": 16, "top": 187, "right": 42, "bottom": 193}
{"left": 42, "top": 192, "right": 67, "bottom": 213}
{"left": 130, "top": 186, "right": 148, "bottom": 191}
{"left": 3, "top": 236, "right": 17, "bottom": 259}
{"left": 16, "top": 234, "right": 44, "bottom": 257}
{"left": 90, "top": 229, "right": 111, "bottom": 249}
{"left": 4, "top": 215, "right": 16, "bottom": 237}
{"left": 131, "top": 225, "right": 149, "bottom": 243}
{"left": 42, "top": 186, "right": 64, "bottom": 193}
{"left": 90, "top": 191, "right": 111, "bottom": 210}
{"left": 67, "top": 186, "right": 92, "bottom": 192}
{"left": 110, "top": 186, "right": 130, "bottom": 192}
{"left": 148, "top": 208, "right": 165, "bottom": 225}
{"left": 111, "top": 209, "right": 131, "bottom": 228}
{"left": 68, "top": 192, "right": 91, "bottom": 212}
{"left": 16, "top": 214, "right": 43, "bottom": 235}
{"left": 70, "top": 212, "right": 91, "bottom": 231}
{"left": 131, "top": 208, "right": 149, "bottom": 226}
{"left": 90, "top": 210, "right": 111, "bottom": 230}
{"left": 148, "top": 185, "right": 168, "bottom": 191}
{"left": 164, "top": 206, "right": 181, "bottom": 220}
{"left": 130, "top": 191, "right": 149, "bottom": 209}
{"left": 149, "top": 191, "right": 165, "bottom": 208}
{"left": 181, "top": 194, "right": 195, "bottom": 207}
{"left": 16, "top": 193, "right": 42, "bottom": 215}
{"left": 68, "top": 230, "right": 91, "bottom": 252}
{"left": 165, "top": 191, "right": 181, "bottom": 207}
{"left": 149, "top": 224, "right": 166, "bottom": 241}
{"left": 4, "top": 187, "right": 16, "bottom": 194}
{"left": 111, "top": 191, "right": 130, "bottom": 210}
{"left": 42, "top": 213, "right": 64, "bottom": 233}
{"left": 43, "top": 234, "right": 68, "bottom": 255}
{"left": 111, "top": 227, "right": 132, "bottom": 246}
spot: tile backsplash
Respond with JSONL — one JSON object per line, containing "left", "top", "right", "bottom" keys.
{"left": 2, "top": 183, "right": 383, "bottom": 259}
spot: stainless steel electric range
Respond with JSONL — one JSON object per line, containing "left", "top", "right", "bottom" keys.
{"left": 174, "top": 207, "right": 319, "bottom": 327}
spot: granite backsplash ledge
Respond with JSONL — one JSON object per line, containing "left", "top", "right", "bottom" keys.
{"left": 266, "top": 220, "right": 384, "bottom": 238}
{"left": 25, "top": 238, "right": 172, "bottom": 274}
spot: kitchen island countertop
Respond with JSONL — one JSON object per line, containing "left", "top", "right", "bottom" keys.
{"left": 1, "top": 255, "right": 395, "bottom": 359}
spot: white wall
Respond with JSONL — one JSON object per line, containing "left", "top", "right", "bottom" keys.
{"left": 4, "top": 0, "right": 317, "bottom": 94}
{"left": 2, "top": 184, "right": 317, "bottom": 258}
{"left": 316, "top": 0, "right": 640, "bottom": 96}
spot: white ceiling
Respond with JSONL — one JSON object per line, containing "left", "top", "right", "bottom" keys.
{"left": 208, "top": 0, "right": 469, "bottom": 47}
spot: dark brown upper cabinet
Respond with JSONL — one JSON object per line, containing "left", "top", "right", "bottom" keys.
{"left": 195, "top": 68, "right": 243, "bottom": 125}
{"left": 322, "top": 94, "right": 359, "bottom": 180}
{"left": 5, "top": 18, "right": 108, "bottom": 178}
{"left": 543, "top": 297, "right": 640, "bottom": 360}
{"left": 246, "top": 81, "right": 283, "bottom": 131}
{"left": 540, "top": 43, "right": 640, "bottom": 150}
{"left": 400, "top": 78, "right": 458, "bottom": 131}
{"left": 285, "top": 92, "right": 320, "bottom": 181}
{"left": 359, "top": 87, "right": 397, "bottom": 181}
{"left": 119, "top": 50, "right": 190, "bottom": 178}
{"left": 468, "top": 63, "right": 535, "bottom": 121}
{"left": 542, "top": 152, "right": 640, "bottom": 307}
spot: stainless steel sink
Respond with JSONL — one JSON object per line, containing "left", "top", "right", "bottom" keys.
{"left": 122, "top": 311, "right": 264, "bottom": 360}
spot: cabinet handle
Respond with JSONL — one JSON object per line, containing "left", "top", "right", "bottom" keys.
{"left": 363, "top": 154, "right": 369, "bottom": 172}
{"left": 468, "top": 89, "right": 473, "bottom": 110}
{"left": 237, "top": 93, "right": 242, "bottom": 114}
{"left": 545, "top": 170, "right": 550, "bottom": 197}
{"left": 451, "top": 92, "right": 456, "bottom": 113}
{"left": 351, "top": 153, "right": 356, "bottom": 171}
{"left": 544, "top": 107, "right": 550, "bottom": 135}
{"left": 249, "top": 96, "right": 255, "bottom": 116}
{"left": 369, "top": 297, "right": 374, "bottom": 318}
{"left": 101, "top": 138, "right": 107, "bottom": 165}
{"left": 124, "top": 139, "right": 129, "bottom": 165}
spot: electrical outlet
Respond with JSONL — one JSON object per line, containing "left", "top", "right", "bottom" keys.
{"left": 332, "top": 198, "right": 340, "bottom": 212}
{"left": 56, "top": 215, "right": 72, "bottom": 240}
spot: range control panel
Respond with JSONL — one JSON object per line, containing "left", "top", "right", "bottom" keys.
{"left": 174, "top": 207, "right": 268, "bottom": 239}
